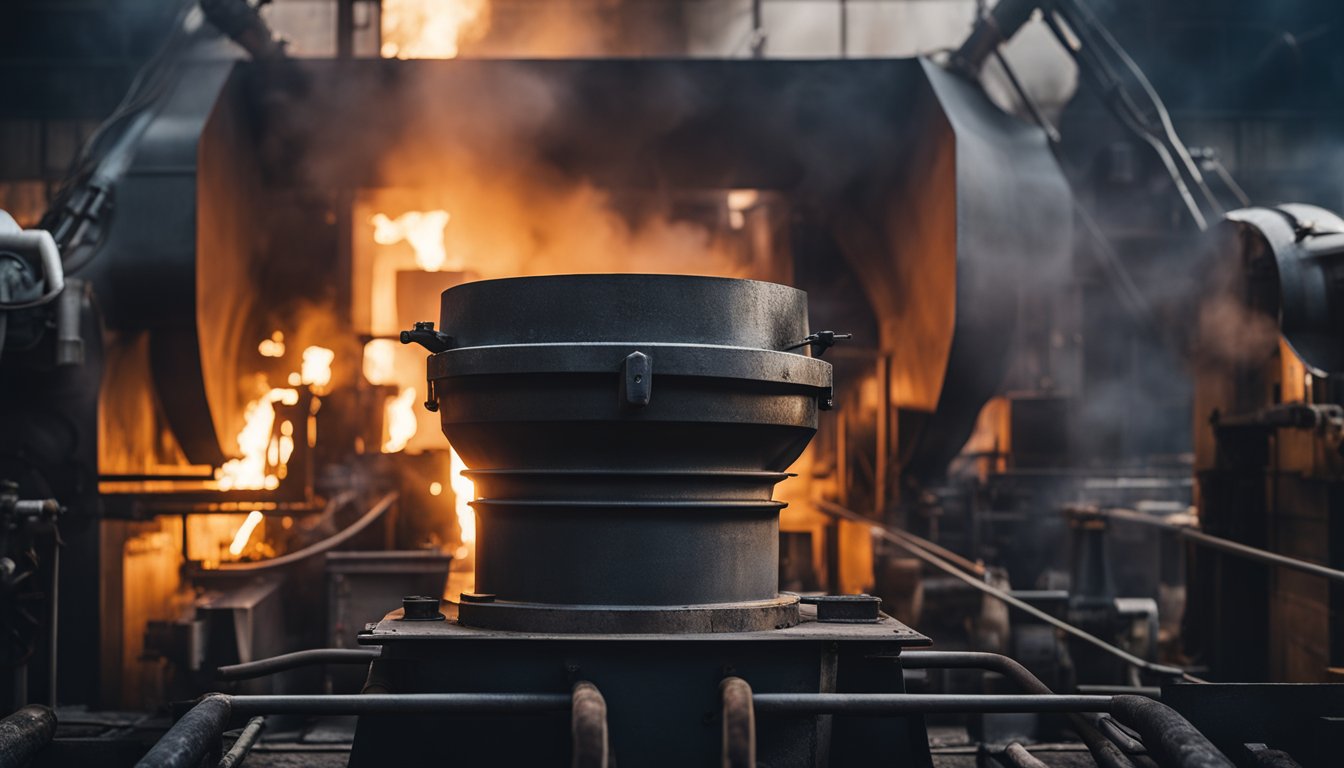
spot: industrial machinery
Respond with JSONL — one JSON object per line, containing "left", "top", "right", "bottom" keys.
{"left": 0, "top": 0, "right": 1343, "bottom": 764}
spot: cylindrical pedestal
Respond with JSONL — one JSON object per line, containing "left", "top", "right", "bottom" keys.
{"left": 421, "top": 275, "right": 833, "bottom": 633}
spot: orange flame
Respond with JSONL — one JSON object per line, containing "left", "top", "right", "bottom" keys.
{"left": 371, "top": 210, "right": 452, "bottom": 272}
{"left": 363, "top": 338, "right": 399, "bottom": 385}
{"left": 449, "top": 446, "right": 475, "bottom": 544}
{"left": 258, "top": 330, "right": 285, "bottom": 358}
{"left": 216, "top": 387, "right": 300, "bottom": 491}
{"left": 380, "top": 0, "right": 489, "bottom": 59}
{"left": 383, "top": 386, "right": 419, "bottom": 453}
{"left": 301, "top": 345, "right": 335, "bottom": 394}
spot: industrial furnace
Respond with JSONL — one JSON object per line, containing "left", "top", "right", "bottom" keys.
{"left": 2, "top": 0, "right": 1344, "bottom": 765}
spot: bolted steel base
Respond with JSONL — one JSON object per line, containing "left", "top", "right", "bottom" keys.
{"left": 351, "top": 601, "right": 932, "bottom": 767}
{"left": 456, "top": 594, "right": 801, "bottom": 634}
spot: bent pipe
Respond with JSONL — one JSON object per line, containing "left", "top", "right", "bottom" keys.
{"left": 570, "top": 682, "right": 608, "bottom": 768}
{"left": 901, "top": 651, "right": 1136, "bottom": 768}
{"left": 0, "top": 228, "right": 64, "bottom": 310}
{"left": 217, "top": 648, "right": 380, "bottom": 681}
{"left": 0, "top": 705, "right": 57, "bottom": 767}
{"left": 213, "top": 492, "right": 393, "bottom": 573}
{"left": 1109, "top": 696, "right": 1235, "bottom": 768}
{"left": 720, "top": 677, "right": 755, "bottom": 768}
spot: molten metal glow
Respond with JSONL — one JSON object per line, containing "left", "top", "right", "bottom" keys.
{"left": 383, "top": 386, "right": 419, "bottom": 453}
{"left": 380, "top": 0, "right": 488, "bottom": 59}
{"left": 258, "top": 330, "right": 285, "bottom": 358}
{"left": 228, "top": 510, "right": 265, "bottom": 557}
{"left": 363, "top": 339, "right": 399, "bottom": 385}
{"left": 371, "top": 210, "right": 452, "bottom": 272}
{"left": 301, "top": 346, "right": 335, "bottom": 394}
{"left": 450, "top": 446, "right": 475, "bottom": 544}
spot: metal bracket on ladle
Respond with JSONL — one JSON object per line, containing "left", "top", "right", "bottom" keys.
{"left": 785, "top": 331, "right": 851, "bottom": 358}
{"left": 400, "top": 321, "right": 454, "bottom": 354}
{"left": 400, "top": 321, "right": 455, "bottom": 412}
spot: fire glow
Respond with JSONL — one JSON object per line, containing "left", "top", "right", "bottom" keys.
{"left": 215, "top": 387, "right": 298, "bottom": 491}
{"left": 301, "top": 345, "right": 335, "bottom": 393}
{"left": 258, "top": 330, "right": 285, "bottom": 358}
{"left": 363, "top": 338, "right": 398, "bottom": 385}
{"left": 383, "top": 386, "right": 419, "bottom": 453}
{"left": 228, "top": 510, "right": 265, "bottom": 556}
{"left": 215, "top": 345, "right": 332, "bottom": 491}
{"left": 371, "top": 210, "right": 453, "bottom": 272}
{"left": 450, "top": 446, "right": 475, "bottom": 545}
{"left": 380, "top": 0, "right": 489, "bottom": 59}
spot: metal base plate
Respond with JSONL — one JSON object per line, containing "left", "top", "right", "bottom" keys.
{"left": 359, "top": 600, "right": 930, "bottom": 645}
{"left": 351, "top": 602, "right": 932, "bottom": 767}
{"left": 456, "top": 594, "right": 802, "bottom": 634}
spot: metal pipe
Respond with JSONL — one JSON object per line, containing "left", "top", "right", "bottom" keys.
{"left": 1109, "top": 696, "right": 1234, "bottom": 768}
{"left": 199, "top": 0, "right": 288, "bottom": 64}
{"left": 54, "top": 278, "right": 85, "bottom": 366}
{"left": 1078, "top": 685, "right": 1162, "bottom": 698}
{"left": 751, "top": 693, "right": 1113, "bottom": 715}
{"left": 1003, "top": 743, "right": 1050, "bottom": 768}
{"left": 0, "top": 705, "right": 57, "bottom": 766}
{"left": 0, "top": 228, "right": 64, "bottom": 309}
{"left": 1099, "top": 507, "right": 1344, "bottom": 586}
{"left": 901, "top": 651, "right": 1049, "bottom": 693}
{"left": 226, "top": 693, "right": 572, "bottom": 716}
{"left": 570, "top": 682, "right": 608, "bottom": 768}
{"left": 952, "top": 0, "right": 1040, "bottom": 73}
{"left": 816, "top": 501, "right": 985, "bottom": 576}
{"left": 899, "top": 652, "right": 1136, "bottom": 768}
{"left": 1096, "top": 716, "right": 1147, "bottom": 755}
{"left": 817, "top": 502, "right": 1197, "bottom": 682}
{"left": 214, "top": 492, "right": 395, "bottom": 572}
{"left": 216, "top": 717, "right": 264, "bottom": 768}
{"left": 720, "top": 677, "right": 755, "bottom": 768}
{"left": 136, "top": 694, "right": 232, "bottom": 768}
{"left": 139, "top": 692, "right": 574, "bottom": 767}
{"left": 991, "top": 47, "right": 1061, "bottom": 144}
{"left": 1040, "top": 9, "right": 1209, "bottom": 232}
{"left": 361, "top": 658, "right": 394, "bottom": 696}
{"left": 216, "top": 649, "right": 380, "bottom": 681}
